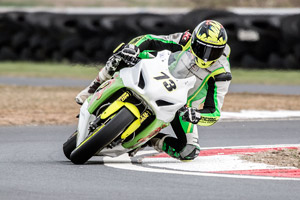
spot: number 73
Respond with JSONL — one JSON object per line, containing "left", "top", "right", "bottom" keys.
{"left": 154, "top": 72, "right": 177, "bottom": 92}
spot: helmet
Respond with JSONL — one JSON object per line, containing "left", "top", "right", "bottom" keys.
{"left": 190, "top": 20, "right": 227, "bottom": 68}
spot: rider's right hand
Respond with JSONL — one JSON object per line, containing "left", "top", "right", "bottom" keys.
{"left": 105, "top": 55, "right": 122, "bottom": 76}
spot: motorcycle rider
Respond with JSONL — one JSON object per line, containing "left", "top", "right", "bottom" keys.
{"left": 75, "top": 20, "right": 232, "bottom": 161}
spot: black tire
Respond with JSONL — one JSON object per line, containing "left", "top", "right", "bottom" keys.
{"left": 241, "top": 54, "right": 266, "bottom": 69}
{"left": 71, "top": 50, "right": 90, "bottom": 64}
{"left": 267, "top": 53, "right": 284, "bottom": 69}
{"left": 138, "top": 15, "right": 179, "bottom": 34}
{"left": 83, "top": 38, "right": 103, "bottom": 55}
{"left": 70, "top": 107, "right": 135, "bottom": 164}
{"left": 63, "top": 130, "right": 78, "bottom": 160}
{"left": 283, "top": 54, "right": 299, "bottom": 70}
{"left": 182, "top": 9, "right": 237, "bottom": 30}
{"left": 11, "top": 32, "right": 30, "bottom": 50}
{"left": 281, "top": 15, "right": 300, "bottom": 45}
{"left": 0, "top": 47, "right": 18, "bottom": 61}
{"left": 60, "top": 36, "right": 83, "bottom": 57}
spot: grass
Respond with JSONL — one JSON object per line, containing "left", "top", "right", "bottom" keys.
{"left": 0, "top": 61, "right": 300, "bottom": 85}
{"left": 0, "top": 62, "right": 99, "bottom": 80}
{"left": 231, "top": 68, "right": 300, "bottom": 85}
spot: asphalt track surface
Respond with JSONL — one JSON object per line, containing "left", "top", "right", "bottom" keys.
{"left": 1, "top": 76, "right": 300, "bottom": 95}
{"left": 1, "top": 120, "right": 300, "bottom": 200}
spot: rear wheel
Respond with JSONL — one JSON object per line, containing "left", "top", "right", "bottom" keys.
{"left": 63, "top": 130, "right": 78, "bottom": 160}
{"left": 70, "top": 107, "right": 135, "bottom": 164}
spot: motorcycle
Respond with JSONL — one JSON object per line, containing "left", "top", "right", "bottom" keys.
{"left": 63, "top": 51, "right": 196, "bottom": 164}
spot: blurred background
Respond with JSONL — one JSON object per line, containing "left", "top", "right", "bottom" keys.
{"left": 1, "top": 0, "right": 300, "bottom": 126}
{"left": 0, "top": 0, "right": 299, "bottom": 69}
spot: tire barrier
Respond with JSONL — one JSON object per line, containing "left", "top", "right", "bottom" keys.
{"left": 0, "top": 9, "right": 299, "bottom": 69}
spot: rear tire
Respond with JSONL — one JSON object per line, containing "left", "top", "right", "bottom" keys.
{"left": 63, "top": 130, "right": 78, "bottom": 160}
{"left": 70, "top": 107, "right": 135, "bottom": 164}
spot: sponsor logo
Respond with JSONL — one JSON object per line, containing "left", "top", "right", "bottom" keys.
{"left": 140, "top": 111, "right": 151, "bottom": 123}
{"left": 118, "top": 92, "right": 130, "bottom": 102}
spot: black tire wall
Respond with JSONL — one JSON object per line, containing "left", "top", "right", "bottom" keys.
{"left": 0, "top": 9, "right": 299, "bottom": 69}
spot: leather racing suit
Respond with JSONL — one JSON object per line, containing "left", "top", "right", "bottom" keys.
{"left": 123, "top": 32, "right": 232, "bottom": 160}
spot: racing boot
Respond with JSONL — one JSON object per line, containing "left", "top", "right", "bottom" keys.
{"left": 149, "top": 129, "right": 200, "bottom": 161}
{"left": 128, "top": 134, "right": 170, "bottom": 157}
{"left": 150, "top": 134, "right": 170, "bottom": 153}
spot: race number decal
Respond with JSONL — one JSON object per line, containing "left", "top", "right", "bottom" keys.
{"left": 154, "top": 72, "right": 177, "bottom": 92}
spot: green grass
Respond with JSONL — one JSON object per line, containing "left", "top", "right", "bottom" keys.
{"left": 0, "top": 62, "right": 99, "bottom": 80}
{"left": 231, "top": 68, "right": 300, "bottom": 85}
{"left": 0, "top": 62, "right": 300, "bottom": 85}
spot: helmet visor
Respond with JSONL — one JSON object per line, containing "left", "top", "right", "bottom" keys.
{"left": 191, "top": 40, "right": 225, "bottom": 61}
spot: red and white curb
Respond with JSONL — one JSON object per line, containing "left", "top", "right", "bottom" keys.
{"left": 102, "top": 111, "right": 300, "bottom": 180}
{"left": 103, "top": 144, "right": 300, "bottom": 180}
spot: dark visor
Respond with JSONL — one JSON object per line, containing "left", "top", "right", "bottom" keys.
{"left": 191, "top": 40, "right": 225, "bottom": 61}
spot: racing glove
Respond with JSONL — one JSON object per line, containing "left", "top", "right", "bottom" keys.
{"left": 179, "top": 106, "right": 201, "bottom": 124}
{"left": 101, "top": 44, "right": 139, "bottom": 79}
{"left": 104, "top": 54, "right": 122, "bottom": 76}
{"left": 119, "top": 44, "right": 140, "bottom": 66}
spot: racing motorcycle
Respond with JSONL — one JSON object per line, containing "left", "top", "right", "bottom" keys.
{"left": 63, "top": 51, "right": 196, "bottom": 164}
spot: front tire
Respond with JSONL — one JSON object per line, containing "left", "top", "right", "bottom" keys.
{"left": 70, "top": 107, "right": 135, "bottom": 164}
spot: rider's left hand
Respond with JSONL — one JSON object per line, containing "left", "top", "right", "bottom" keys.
{"left": 120, "top": 44, "right": 140, "bottom": 65}
{"left": 179, "top": 106, "right": 201, "bottom": 124}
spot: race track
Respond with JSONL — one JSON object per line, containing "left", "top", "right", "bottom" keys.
{"left": 1, "top": 76, "right": 300, "bottom": 95}
{"left": 0, "top": 120, "right": 299, "bottom": 200}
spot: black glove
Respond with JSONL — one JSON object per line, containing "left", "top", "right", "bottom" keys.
{"left": 120, "top": 44, "right": 140, "bottom": 66}
{"left": 105, "top": 54, "right": 122, "bottom": 76}
{"left": 179, "top": 106, "right": 201, "bottom": 124}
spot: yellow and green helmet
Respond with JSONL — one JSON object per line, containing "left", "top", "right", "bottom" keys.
{"left": 190, "top": 20, "right": 228, "bottom": 68}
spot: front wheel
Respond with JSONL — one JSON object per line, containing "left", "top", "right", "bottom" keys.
{"left": 70, "top": 107, "right": 135, "bottom": 164}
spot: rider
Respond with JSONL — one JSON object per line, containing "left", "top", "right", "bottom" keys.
{"left": 75, "top": 20, "right": 232, "bottom": 161}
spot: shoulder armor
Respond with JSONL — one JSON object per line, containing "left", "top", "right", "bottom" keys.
{"left": 179, "top": 31, "right": 191, "bottom": 46}
{"left": 214, "top": 72, "right": 232, "bottom": 81}
{"left": 223, "top": 44, "right": 231, "bottom": 58}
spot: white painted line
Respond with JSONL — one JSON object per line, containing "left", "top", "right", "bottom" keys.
{"left": 144, "top": 155, "right": 294, "bottom": 171}
{"left": 221, "top": 110, "right": 300, "bottom": 121}
{"left": 201, "top": 144, "right": 300, "bottom": 150}
{"left": 105, "top": 160, "right": 300, "bottom": 181}
{"left": 103, "top": 144, "right": 300, "bottom": 181}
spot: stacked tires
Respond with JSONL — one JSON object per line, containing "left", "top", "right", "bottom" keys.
{"left": 0, "top": 9, "right": 299, "bottom": 69}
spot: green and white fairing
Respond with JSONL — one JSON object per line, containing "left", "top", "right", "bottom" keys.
{"left": 76, "top": 50, "right": 196, "bottom": 157}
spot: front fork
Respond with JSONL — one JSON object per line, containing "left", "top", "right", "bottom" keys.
{"left": 76, "top": 91, "right": 147, "bottom": 147}
{"left": 76, "top": 100, "right": 96, "bottom": 146}
{"left": 96, "top": 91, "right": 143, "bottom": 140}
